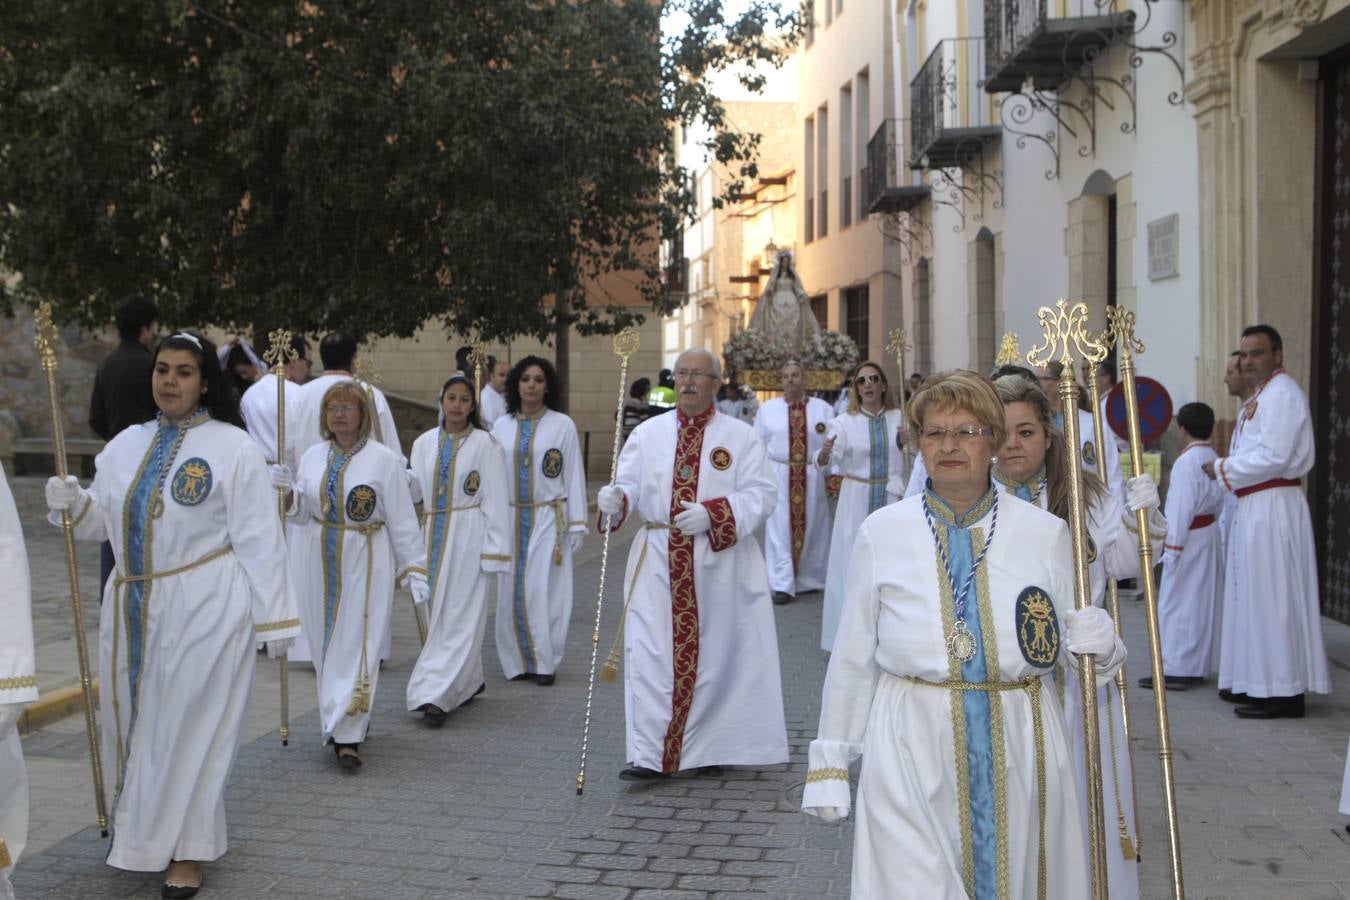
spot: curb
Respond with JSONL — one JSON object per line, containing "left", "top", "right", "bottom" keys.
{"left": 19, "top": 680, "right": 98, "bottom": 737}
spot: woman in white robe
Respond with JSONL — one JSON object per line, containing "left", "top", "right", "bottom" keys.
{"left": 816, "top": 361, "right": 906, "bottom": 651}
{"left": 0, "top": 463, "right": 37, "bottom": 900}
{"left": 45, "top": 333, "right": 300, "bottom": 898}
{"left": 406, "top": 375, "right": 511, "bottom": 723}
{"left": 991, "top": 373, "right": 1164, "bottom": 900}
{"left": 490, "top": 356, "right": 588, "bottom": 685}
{"left": 286, "top": 382, "right": 426, "bottom": 769}
{"left": 803, "top": 370, "right": 1126, "bottom": 900}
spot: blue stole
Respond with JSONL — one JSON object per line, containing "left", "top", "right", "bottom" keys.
{"left": 320, "top": 441, "right": 361, "bottom": 654}
{"left": 511, "top": 416, "right": 538, "bottom": 670}
{"left": 865, "top": 411, "right": 888, "bottom": 513}
{"left": 426, "top": 429, "right": 462, "bottom": 591}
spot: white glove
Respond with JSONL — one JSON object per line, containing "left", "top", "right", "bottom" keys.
{"left": 803, "top": 806, "right": 848, "bottom": 824}
{"left": 407, "top": 572, "right": 430, "bottom": 607}
{"left": 568, "top": 531, "right": 585, "bottom": 555}
{"left": 596, "top": 485, "right": 625, "bottom": 516}
{"left": 265, "top": 638, "right": 294, "bottom": 660}
{"left": 1064, "top": 607, "right": 1118, "bottom": 657}
{"left": 268, "top": 464, "right": 293, "bottom": 491}
{"left": 405, "top": 469, "right": 423, "bottom": 505}
{"left": 1125, "top": 474, "right": 1160, "bottom": 513}
{"left": 45, "top": 474, "right": 83, "bottom": 512}
{"left": 673, "top": 500, "right": 711, "bottom": 535}
{"left": 0, "top": 703, "right": 23, "bottom": 741}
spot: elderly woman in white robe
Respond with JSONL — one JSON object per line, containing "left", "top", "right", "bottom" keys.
{"left": 802, "top": 370, "right": 1127, "bottom": 900}
{"left": 45, "top": 332, "right": 300, "bottom": 898}
{"left": 406, "top": 375, "right": 510, "bottom": 724}
{"left": 991, "top": 372, "right": 1164, "bottom": 900}
{"left": 284, "top": 382, "right": 426, "bottom": 770}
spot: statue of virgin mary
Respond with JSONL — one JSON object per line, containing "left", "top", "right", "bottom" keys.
{"left": 747, "top": 250, "right": 818, "bottom": 351}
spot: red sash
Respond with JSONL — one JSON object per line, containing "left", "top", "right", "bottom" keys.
{"left": 1189, "top": 514, "right": 1216, "bottom": 530}
{"left": 1234, "top": 477, "right": 1301, "bottom": 498}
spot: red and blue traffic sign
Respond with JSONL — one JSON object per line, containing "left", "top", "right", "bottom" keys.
{"left": 1106, "top": 376, "right": 1172, "bottom": 443}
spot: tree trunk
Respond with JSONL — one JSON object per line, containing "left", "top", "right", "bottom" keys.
{"left": 553, "top": 290, "right": 571, "bottom": 414}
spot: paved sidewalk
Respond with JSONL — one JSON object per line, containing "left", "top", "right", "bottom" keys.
{"left": 9, "top": 473, "right": 1350, "bottom": 897}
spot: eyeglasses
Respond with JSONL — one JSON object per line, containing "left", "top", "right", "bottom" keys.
{"left": 673, "top": 369, "right": 716, "bottom": 381}
{"left": 855, "top": 373, "right": 882, "bottom": 386}
{"left": 325, "top": 404, "right": 359, "bottom": 415}
{"left": 919, "top": 425, "right": 991, "bottom": 443}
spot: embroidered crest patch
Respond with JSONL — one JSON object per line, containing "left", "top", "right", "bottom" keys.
{"left": 710, "top": 447, "right": 732, "bottom": 470}
{"left": 1086, "top": 534, "right": 1098, "bottom": 564}
{"left": 171, "top": 458, "right": 213, "bottom": 506}
{"left": 815, "top": 422, "right": 827, "bottom": 434}
{"left": 1015, "top": 586, "right": 1059, "bottom": 668}
{"left": 1082, "top": 440, "right": 1097, "bottom": 467}
{"left": 346, "top": 484, "right": 377, "bottom": 522}
{"left": 542, "top": 448, "right": 563, "bottom": 478}
{"left": 463, "top": 470, "right": 481, "bottom": 496}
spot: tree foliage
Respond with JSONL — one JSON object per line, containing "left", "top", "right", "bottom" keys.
{"left": 0, "top": 1, "right": 800, "bottom": 343}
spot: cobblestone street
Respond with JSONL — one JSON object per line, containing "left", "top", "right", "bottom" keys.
{"left": 9, "top": 474, "right": 1350, "bottom": 898}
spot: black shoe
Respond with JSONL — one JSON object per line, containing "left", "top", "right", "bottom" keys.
{"left": 1218, "top": 688, "right": 1250, "bottom": 704}
{"left": 1139, "top": 676, "right": 1193, "bottom": 691}
{"left": 422, "top": 704, "right": 447, "bottom": 727}
{"left": 535, "top": 673, "right": 556, "bottom": 686}
{"left": 772, "top": 591, "right": 793, "bottom": 606}
{"left": 335, "top": 743, "right": 363, "bottom": 769}
{"left": 510, "top": 673, "right": 534, "bottom": 681}
{"left": 458, "top": 683, "right": 486, "bottom": 709}
{"left": 162, "top": 884, "right": 200, "bottom": 899}
{"left": 619, "top": 766, "right": 665, "bottom": 782}
{"left": 695, "top": 765, "right": 724, "bottom": 777}
{"left": 1234, "top": 694, "right": 1305, "bottom": 720}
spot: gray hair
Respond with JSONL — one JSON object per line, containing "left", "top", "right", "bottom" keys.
{"left": 675, "top": 348, "right": 722, "bottom": 380}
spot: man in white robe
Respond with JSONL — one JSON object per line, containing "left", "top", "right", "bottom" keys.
{"left": 1147, "top": 403, "right": 1224, "bottom": 688}
{"left": 0, "top": 464, "right": 37, "bottom": 900}
{"left": 1218, "top": 350, "right": 1251, "bottom": 552}
{"left": 753, "top": 361, "right": 833, "bottom": 603}
{"left": 1205, "top": 325, "right": 1330, "bottom": 718}
{"left": 597, "top": 348, "right": 787, "bottom": 779}
{"left": 479, "top": 358, "right": 509, "bottom": 431}
{"left": 293, "top": 333, "right": 402, "bottom": 461}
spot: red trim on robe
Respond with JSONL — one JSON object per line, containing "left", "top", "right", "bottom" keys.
{"left": 787, "top": 400, "right": 807, "bottom": 573}
{"left": 703, "top": 497, "right": 736, "bottom": 552}
{"left": 662, "top": 404, "right": 714, "bottom": 773}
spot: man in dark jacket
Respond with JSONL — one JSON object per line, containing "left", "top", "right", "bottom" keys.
{"left": 88, "top": 298, "right": 158, "bottom": 588}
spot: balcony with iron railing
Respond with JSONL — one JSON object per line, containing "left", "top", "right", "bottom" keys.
{"left": 910, "top": 37, "right": 1001, "bottom": 171}
{"left": 984, "top": 0, "right": 1135, "bottom": 94}
{"left": 863, "top": 119, "right": 930, "bottom": 215}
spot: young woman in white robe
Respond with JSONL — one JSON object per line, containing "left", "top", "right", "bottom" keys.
{"left": 45, "top": 333, "right": 300, "bottom": 898}
{"left": 285, "top": 382, "right": 427, "bottom": 769}
{"left": 815, "top": 362, "right": 906, "bottom": 651}
{"left": 802, "top": 370, "right": 1126, "bottom": 900}
{"left": 405, "top": 375, "right": 511, "bottom": 724}
{"left": 0, "top": 463, "right": 37, "bottom": 900}
{"left": 490, "top": 356, "right": 588, "bottom": 685}
{"left": 991, "top": 373, "right": 1164, "bottom": 900}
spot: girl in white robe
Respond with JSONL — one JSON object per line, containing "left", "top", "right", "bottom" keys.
{"left": 490, "top": 356, "right": 589, "bottom": 684}
{"left": 816, "top": 362, "right": 906, "bottom": 651}
{"left": 992, "top": 373, "right": 1164, "bottom": 900}
{"left": 406, "top": 375, "right": 511, "bottom": 722}
{"left": 288, "top": 383, "right": 426, "bottom": 766}
{"left": 45, "top": 333, "right": 299, "bottom": 896}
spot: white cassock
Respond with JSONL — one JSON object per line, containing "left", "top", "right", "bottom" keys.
{"left": 803, "top": 489, "right": 1124, "bottom": 900}
{"left": 605, "top": 406, "right": 787, "bottom": 772}
{"left": 0, "top": 464, "right": 37, "bottom": 899}
{"left": 1158, "top": 442, "right": 1225, "bottom": 678}
{"left": 479, "top": 384, "right": 507, "bottom": 431}
{"left": 405, "top": 426, "right": 510, "bottom": 712}
{"left": 992, "top": 467, "right": 1160, "bottom": 900}
{"left": 291, "top": 438, "right": 425, "bottom": 743}
{"left": 753, "top": 397, "right": 834, "bottom": 594}
{"left": 818, "top": 408, "right": 906, "bottom": 651}
{"left": 491, "top": 410, "right": 588, "bottom": 679}
{"left": 1215, "top": 370, "right": 1330, "bottom": 698}
{"left": 55, "top": 415, "right": 300, "bottom": 871}
{"left": 293, "top": 372, "right": 403, "bottom": 461}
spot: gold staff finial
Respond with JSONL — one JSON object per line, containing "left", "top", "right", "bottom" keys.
{"left": 264, "top": 328, "right": 297, "bottom": 372}
{"left": 354, "top": 354, "right": 381, "bottom": 385}
{"left": 995, "top": 332, "right": 1021, "bottom": 366}
{"left": 885, "top": 327, "right": 911, "bottom": 360}
{"left": 262, "top": 328, "right": 296, "bottom": 746}
{"left": 1025, "top": 298, "right": 1107, "bottom": 369}
{"left": 1103, "top": 306, "right": 1145, "bottom": 360}
{"left": 33, "top": 302, "right": 60, "bottom": 365}
{"left": 468, "top": 340, "right": 489, "bottom": 391}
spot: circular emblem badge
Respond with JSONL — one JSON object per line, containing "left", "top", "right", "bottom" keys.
{"left": 171, "top": 458, "right": 213, "bottom": 506}
{"left": 463, "top": 470, "right": 481, "bottom": 496}
{"left": 1082, "top": 440, "right": 1097, "bottom": 467}
{"left": 815, "top": 422, "right": 827, "bottom": 434}
{"left": 710, "top": 447, "right": 732, "bottom": 470}
{"left": 542, "top": 448, "right": 563, "bottom": 479}
{"left": 1085, "top": 535, "right": 1098, "bottom": 564}
{"left": 1015, "top": 586, "right": 1060, "bottom": 668}
{"left": 346, "top": 484, "right": 378, "bottom": 522}
{"left": 678, "top": 464, "right": 695, "bottom": 481}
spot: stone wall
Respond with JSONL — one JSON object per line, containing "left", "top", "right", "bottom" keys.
{"left": 0, "top": 308, "right": 112, "bottom": 455}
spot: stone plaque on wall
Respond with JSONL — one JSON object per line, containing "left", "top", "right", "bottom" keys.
{"left": 1147, "top": 213, "right": 1180, "bottom": 281}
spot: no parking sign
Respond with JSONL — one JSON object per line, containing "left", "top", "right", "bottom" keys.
{"left": 1106, "top": 376, "right": 1172, "bottom": 443}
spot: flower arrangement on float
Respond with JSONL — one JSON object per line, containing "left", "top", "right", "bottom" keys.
{"left": 725, "top": 329, "right": 857, "bottom": 391}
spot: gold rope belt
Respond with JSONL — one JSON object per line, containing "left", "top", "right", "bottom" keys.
{"left": 511, "top": 498, "right": 567, "bottom": 565}
{"left": 113, "top": 544, "right": 234, "bottom": 586}
{"left": 319, "top": 519, "right": 385, "bottom": 716}
{"left": 902, "top": 674, "right": 1048, "bottom": 900}
{"left": 418, "top": 504, "right": 481, "bottom": 526}
{"left": 600, "top": 522, "right": 674, "bottom": 681}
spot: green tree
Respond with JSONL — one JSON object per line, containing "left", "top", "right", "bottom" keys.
{"left": 0, "top": 1, "right": 800, "bottom": 363}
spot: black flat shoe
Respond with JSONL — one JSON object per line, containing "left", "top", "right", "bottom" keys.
{"left": 1139, "top": 676, "right": 1193, "bottom": 691}
{"left": 510, "top": 673, "right": 533, "bottom": 681}
{"left": 423, "top": 704, "right": 447, "bottom": 727}
{"left": 1218, "top": 688, "right": 1250, "bottom": 704}
{"left": 1234, "top": 695, "right": 1305, "bottom": 720}
{"left": 619, "top": 766, "right": 665, "bottom": 781}
{"left": 534, "top": 673, "right": 556, "bottom": 686}
{"left": 772, "top": 591, "right": 793, "bottom": 606}
{"left": 161, "top": 884, "right": 200, "bottom": 899}
{"left": 458, "top": 683, "right": 486, "bottom": 709}
{"left": 695, "top": 765, "right": 724, "bottom": 777}
{"left": 335, "top": 743, "right": 363, "bottom": 769}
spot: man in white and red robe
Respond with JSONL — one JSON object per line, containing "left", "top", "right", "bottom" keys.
{"left": 1205, "top": 325, "right": 1329, "bottom": 718}
{"left": 598, "top": 349, "right": 787, "bottom": 779}
{"left": 753, "top": 361, "right": 833, "bottom": 604}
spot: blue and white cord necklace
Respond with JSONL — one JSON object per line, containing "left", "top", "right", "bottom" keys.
{"left": 923, "top": 491, "right": 1000, "bottom": 664}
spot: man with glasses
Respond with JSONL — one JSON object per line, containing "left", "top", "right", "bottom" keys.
{"left": 596, "top": 348, "right": 787, "bottom": 781}
{"left": 754, "top": 360, "right": 834, "bottom": 605}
